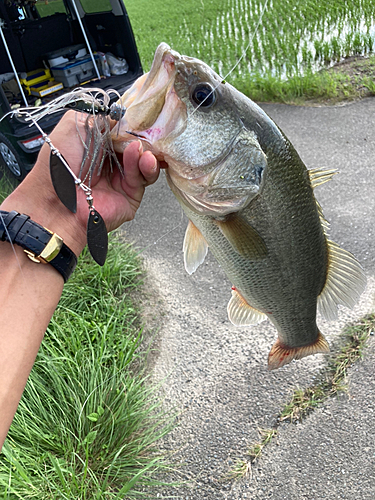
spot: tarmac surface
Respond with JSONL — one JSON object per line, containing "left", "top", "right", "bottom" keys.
{"left": 124, "top": 98, "right": 375, "bottom": 499}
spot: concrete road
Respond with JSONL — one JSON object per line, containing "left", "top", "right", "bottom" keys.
{"left": 123, "top": 98, "right": 375, "bottom": 499}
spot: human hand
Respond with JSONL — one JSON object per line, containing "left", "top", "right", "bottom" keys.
{"left": 1, "top": 110, "right": 160, "bottom": 255}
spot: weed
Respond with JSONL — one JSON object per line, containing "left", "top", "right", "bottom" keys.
{"left": 226, "top": 428, "right": 277, "bottom": 480}
{"left": 248, "top": 428, "right": 278, "bottom": 463}
{"left": 225, "top": 459, "right": 252, "bottom": 480}
{"left": 280, "top": 314, "right": 374, "bottom": 423}
{"left": 0, "top": 236, "right": 175, "bottom": 498}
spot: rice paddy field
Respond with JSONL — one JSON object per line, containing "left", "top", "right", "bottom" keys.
{"left": 126, "top": 0, "right": 375, "bottom": 101}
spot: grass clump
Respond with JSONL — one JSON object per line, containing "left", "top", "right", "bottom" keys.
{"left": 227, "top": 315, "right": 373, "bottom": 479}
{"left": 280, "top": 314, "right": 374, "bottom": 423}
{"left": 225, "top": 459, "right": 252, "bottom": 480}
{"left": 226, "top": 428, "right": 277, "bottom": 480}
{"left": 0, "top": 237, "right": 174, "bottom": 499}
{"left": 248, "top": 428, "right": 278, "bottom": 463}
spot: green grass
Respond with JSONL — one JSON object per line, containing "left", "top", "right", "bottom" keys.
{"left": 0, "top": 237, "right": 175, "bottom": 499}
{"left": 0, "top": 168, "right": 17, "bottom": 204}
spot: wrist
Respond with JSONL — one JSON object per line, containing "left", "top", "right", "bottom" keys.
{"left": 0, "top": 166, "right": 87, "bottom": 256}
{"left": 0, "top": 210, "right": 78, "bottom": 283}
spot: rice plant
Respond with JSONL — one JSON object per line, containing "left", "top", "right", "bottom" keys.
{"left": 126, "top": 0, "right": 375, "bottom": 101}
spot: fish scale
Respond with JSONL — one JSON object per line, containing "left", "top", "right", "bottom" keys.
{"left": 112, "top": 43, "right": 366, "bottom": 369}
{"left": 172, "top": 137, "right": 328, "bottom": 350}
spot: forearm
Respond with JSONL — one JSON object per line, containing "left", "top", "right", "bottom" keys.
{"left": 0, "top": 243, "right": 64, "bottom": 446}
{"left": 0, "top": 110, "right": 159, "bottom": 449}
{"left": 0, "top": 166, "right": 86, "bottom": 448}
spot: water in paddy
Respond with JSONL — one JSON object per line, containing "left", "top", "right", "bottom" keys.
{"left": 177, "top": 0, "right": 375, "bottom": 81}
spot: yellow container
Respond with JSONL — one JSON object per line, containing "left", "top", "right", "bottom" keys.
{"left": 30, "top": 80, "right": 63, "bottom": 97}
{"left": 20, "top": 69, "right": 53, "bottom": 95}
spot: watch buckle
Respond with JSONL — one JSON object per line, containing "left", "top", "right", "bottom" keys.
{"left": 24, "top": 250, "right": 43, "bottom": 263}
{"left": 24, "top": 233, "right": 63, "bottom": 264}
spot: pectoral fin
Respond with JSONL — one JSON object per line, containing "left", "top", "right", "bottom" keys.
{"left": 317, "top": 240, "right": 366, "bottom": 321}
{"left": 227, "top": 287, "right": 267, "bottom": 326}
{"left": 268, "top": 331, "right": 329, "bottom": 370}
{"left": 183, "top": 220, "right": 208, "bottom": 274}
{"left": 215, "top": 215, "right": 267, "bottom": 259}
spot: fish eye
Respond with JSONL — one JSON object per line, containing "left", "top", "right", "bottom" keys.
{"left": 191, "top": 83, "right": 216, "bottom": 108}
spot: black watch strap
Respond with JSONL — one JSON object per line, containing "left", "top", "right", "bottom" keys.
{"left": 0, "top": 210, "right": 77, "bottom": 282}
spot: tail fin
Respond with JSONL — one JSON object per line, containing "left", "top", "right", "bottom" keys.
{"left": 268, "top": 331, "right": 329, "bottom": 370}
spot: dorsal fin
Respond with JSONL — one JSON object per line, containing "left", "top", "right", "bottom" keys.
{"left": 308, "top": 168, "right": 338, "bottom": 189}
{"left": 318, "top": 240, "right": 366, "bottom": 321}
{"left": 227, "top": 287, "right": 267, "bottom": 326}
{"left": 183, "top": 220, "right": 208, "bottom": 275}
{"left": 215, "top": 215, "right": 267, "bottom": 259}
{"left": 268, "top": 331, "right": 329, "bottom": 370}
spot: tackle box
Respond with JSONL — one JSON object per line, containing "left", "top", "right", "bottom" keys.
{"left": 51, "top": 55, "right": 100, "bottom": 88}
{"left": 29, "top": 80, "right": 64, "bottom": 97}
{"left": 20, "top": 68, "right": 53, "bottom": 94}
{"left": 44, "top": 44, "right": 87, "bottom": 68}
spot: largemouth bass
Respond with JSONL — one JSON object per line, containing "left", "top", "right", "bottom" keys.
{"left": 111, "top": 43, "right": 366, "bottom": 369}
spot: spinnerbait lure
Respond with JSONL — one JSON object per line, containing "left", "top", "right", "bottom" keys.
{"left": 3, "top": 88, "right": 129, "bottom": 265}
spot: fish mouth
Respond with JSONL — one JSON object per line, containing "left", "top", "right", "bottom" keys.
{"left": 114, "top": 43, "right": 187, "bottom": 149}
{"left": 112, "top": 44, "right": 264, "bottom": 217}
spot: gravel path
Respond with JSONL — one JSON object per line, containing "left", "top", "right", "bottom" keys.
{"left": 124, "top": 98, "right": 375, "bottom": 499}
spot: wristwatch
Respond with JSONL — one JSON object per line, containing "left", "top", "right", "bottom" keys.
{"left": 0, "top": 210, "right": 77, "bottom": 282}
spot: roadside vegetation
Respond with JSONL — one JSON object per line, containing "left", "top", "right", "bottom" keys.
{"left": 280, "top": 315, "right": 374, "bottom": 423}
{"left": 0, "top": 168, "right": 17, "bottom": 204}
{"left": 126, "top": 0, "right": 375, "bottom": 103}
{"left": 227, "top": 314, "right": 374, "bottom": 479}
{"left": 0, "top": 169, "right": 175, "bottom": 499}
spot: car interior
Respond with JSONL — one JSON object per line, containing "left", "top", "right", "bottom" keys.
{"left": 0, "top": 0, "right": 143, "bottom": 109}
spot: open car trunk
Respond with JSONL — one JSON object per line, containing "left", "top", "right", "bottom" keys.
{"left": 0, "top": 0, "right": 142, "bottom": 177}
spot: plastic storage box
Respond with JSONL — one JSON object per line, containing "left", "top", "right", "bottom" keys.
{"left": 20, "top": 68, "right": 53, "bottom": 92}
{"left": 51, "top": 56, "right": 99, "bottom": 88}
{"left": 44, "top": 44, "right": 87, "bottom": 68}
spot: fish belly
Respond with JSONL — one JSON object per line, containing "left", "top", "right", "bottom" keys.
{"left": 180, "top": 164, "right": 328, "bottom": 351}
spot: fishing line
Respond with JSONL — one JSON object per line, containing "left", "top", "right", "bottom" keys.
{"left": 147, "top": 217, "right": 184, "bottom": 250}
{"left": 199, "top": 0, "right": 269, "bottom": 109}
{"left": 161, "top": 0, "right": 269, "bottom": 139}
{"left": 221, "top": 0, "right": 269, "bottom": 82}
{"left": 0, "top": 211, "right": 24, "bottom": 275}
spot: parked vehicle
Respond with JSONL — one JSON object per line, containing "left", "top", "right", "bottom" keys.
{"left": 0, "top": 0, "right": 143, "bottom": 179}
